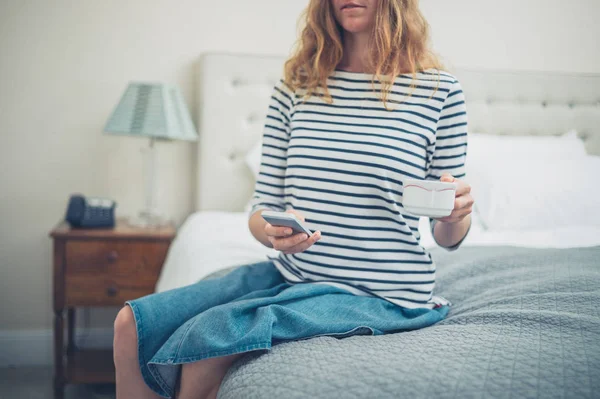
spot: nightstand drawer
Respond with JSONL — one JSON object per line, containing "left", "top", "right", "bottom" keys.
{"left": 64, "top": 240, "right": 170, "bottom": 305}
{"left": 65, "top": 276, "right": 156, "bottom": 306}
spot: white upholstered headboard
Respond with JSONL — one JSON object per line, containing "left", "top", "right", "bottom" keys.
{"left": 195, "top": 52, "right": 600, "bottom": 212}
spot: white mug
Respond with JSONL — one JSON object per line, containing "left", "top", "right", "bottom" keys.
{"left": 402, "top": 179, "right": 457, "bottom": 218}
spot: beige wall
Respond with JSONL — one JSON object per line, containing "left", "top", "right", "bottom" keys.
{"left": 0, "top": 0, "right": 308, "bottom": 333}
{"left": 0, "top": 0, "right": 599, "bottom": 336}
{"left": 422, "top": 0, "right": 600, "bottom": 73}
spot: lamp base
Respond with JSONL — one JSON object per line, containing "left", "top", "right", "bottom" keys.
{"left": 126, "top": 210, "right": 169, "bottom": 229}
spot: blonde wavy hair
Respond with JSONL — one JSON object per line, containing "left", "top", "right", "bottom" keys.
{"left": 284, "top": 0, "right": 443, "bottom": 105}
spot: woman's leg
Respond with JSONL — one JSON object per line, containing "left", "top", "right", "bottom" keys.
{"left": 114, "top": 261, "right": 284, "bottom": 398}
{"left": 114, "top": 305, "right": 242, "bottom": 399}
{"left": 177, "top": 354, "right": 244, "bottom": 399}
{"left": 114, "top": 306, "right": 161, "bottom": 399}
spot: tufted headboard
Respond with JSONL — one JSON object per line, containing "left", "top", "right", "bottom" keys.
{"left": 195, "top": 53, "right": 600, "bottom": 212}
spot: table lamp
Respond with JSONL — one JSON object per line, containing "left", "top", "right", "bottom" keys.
{"left": 104, "top": 82, "right": 198, "bottom": 227}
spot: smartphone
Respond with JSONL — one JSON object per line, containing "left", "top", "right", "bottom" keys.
{"left": 261, "top": 211, "right": 313, "bottom": 236}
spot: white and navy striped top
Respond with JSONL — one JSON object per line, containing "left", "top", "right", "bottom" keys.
{"left": 249, "top": 69, "right": 468, "bottom": 309}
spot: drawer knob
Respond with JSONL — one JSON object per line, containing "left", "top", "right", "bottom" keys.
{"left": 107, "top": 251, "right": 119, "bottom": 263}
{"left": 106, "top": 286, "right": 118, "bottom": 297}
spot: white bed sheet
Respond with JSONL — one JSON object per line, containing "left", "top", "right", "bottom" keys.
{"left": 417, "top": 217, "right": 600, "bottom": 250}
{"left": 156, "top": 212, "right": 277, "bottom": 293}
{"left": 156, "top": 211, "right": 600, "bottom": 293}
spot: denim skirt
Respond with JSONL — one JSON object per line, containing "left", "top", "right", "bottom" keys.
{"left": 126, "top": 260, "right": 449, "bottom": 398}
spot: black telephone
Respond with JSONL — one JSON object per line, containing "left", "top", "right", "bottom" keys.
{"left": 65, "top": 194, "right": 116, "bottom": 228}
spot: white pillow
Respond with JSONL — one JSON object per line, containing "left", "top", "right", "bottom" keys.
{"left": 467, "top": 130, "right": 586, "bottom": 162}
{"left": 243, "top": 139, "right": 264, "bottom": 212}
{"left": 469, "top": 155, "right": 600, "bottom": 231}
{"left": 245, "top": 139, "right": 263, "bottom": 180}
{"left": 466, "top": 130, "right": 593, "bottom": 230}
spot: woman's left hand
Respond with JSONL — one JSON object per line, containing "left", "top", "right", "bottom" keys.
{"left": 435, "top": 174, "right": 474, "bottom": 224}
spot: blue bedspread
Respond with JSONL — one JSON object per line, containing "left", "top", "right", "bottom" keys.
{"left": 217, "top": 246, "right": 600, "bottom": 399}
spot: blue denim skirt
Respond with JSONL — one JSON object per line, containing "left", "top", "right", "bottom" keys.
{"left": 126, "top": 261, "right": 449, "bottom": 398}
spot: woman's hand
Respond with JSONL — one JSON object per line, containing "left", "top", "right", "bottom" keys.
{"left": 435, "top": 174, "right": 474, "bottom": 223}
{"left": 264, "top": 209, "right": 321, "bottom": 254}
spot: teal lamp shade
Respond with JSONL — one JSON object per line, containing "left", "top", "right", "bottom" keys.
{"left": 104, "top": 82, "right": 197, "bottom": 141}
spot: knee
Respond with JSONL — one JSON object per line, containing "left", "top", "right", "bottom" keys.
{"left": 113, "top": 306, "right": 137, "bottom": 359}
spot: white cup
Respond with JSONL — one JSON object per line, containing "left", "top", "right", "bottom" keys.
{"left": 402, "top": 179, "right": 457, "bottom": 218}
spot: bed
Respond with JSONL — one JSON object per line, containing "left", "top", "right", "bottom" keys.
{"left": 157, "top": 53, "right": 600, "bottom": 398}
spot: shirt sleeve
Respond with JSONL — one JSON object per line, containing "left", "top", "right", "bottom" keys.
{"left": 426, "top": 79, "right": 468, "bottom": 181}
{"left": 426, "top": 79, "right": 469, "bottom": 250}
{"left": 248, "top": 79, "right": 294, "bottom": 217}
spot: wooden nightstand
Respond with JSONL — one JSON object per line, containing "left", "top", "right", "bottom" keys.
{"left": 49, "top": 219, "right": 176, "bottom": 398}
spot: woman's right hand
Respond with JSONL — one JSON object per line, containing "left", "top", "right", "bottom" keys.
{"left": 264, "top": 210, "right": 321, "bottom": 254}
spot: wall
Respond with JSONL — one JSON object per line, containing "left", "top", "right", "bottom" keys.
{"left": 0, "top": 0, "right": 308, "bottom": 365}
{"left": 422, "top": 0, "right": 600, "bottom": 73}
{"left": 0, "top": 0, "right": 598, "bottom": 365}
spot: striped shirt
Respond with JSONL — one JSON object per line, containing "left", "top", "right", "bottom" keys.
{"left": 249, "top": 69, "right": 468, "bottom": 309}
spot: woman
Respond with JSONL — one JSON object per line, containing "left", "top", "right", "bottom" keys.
{"left": 113, "top": 1, "right": 473, "bottom": 398}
